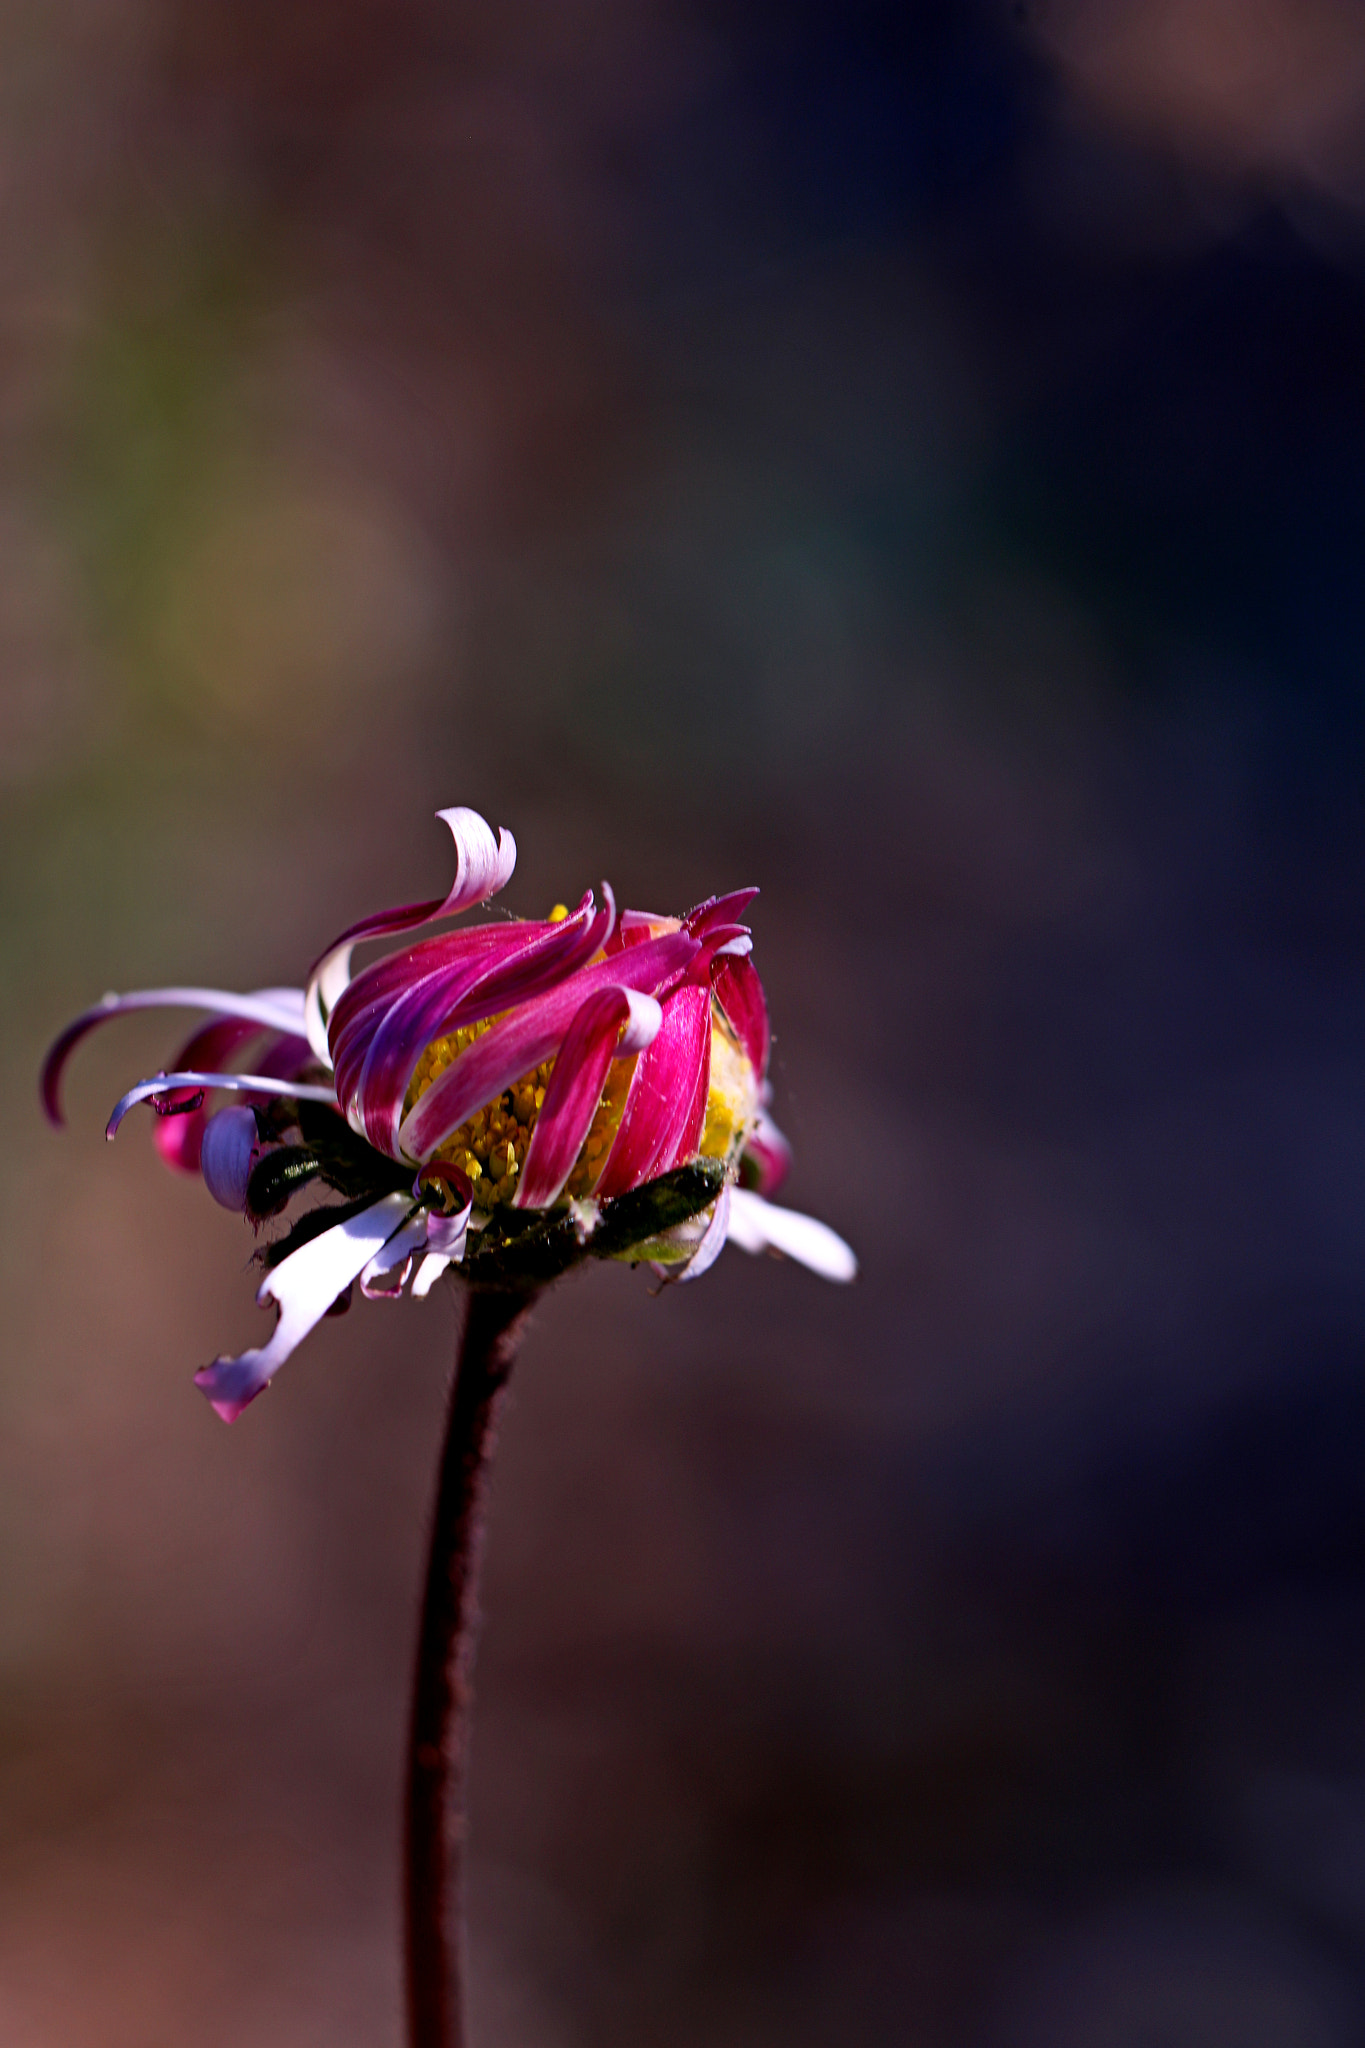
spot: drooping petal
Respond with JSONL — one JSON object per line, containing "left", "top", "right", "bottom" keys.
{"left": 593, "top": 981, "right": 712, "bottom": 1199}
{"left": 724, "top": 1187, "right": 857, "bottom": 1282}
{"left": 740, "top": 1103, "right": 792, "bottom": 1197}
{"left": 41, "top": 986, "right": 307, "bottom": 1126}
{"left": 423, "top": 1204, "right": 472, "bottom": 1259}
{"left": 200, "top": 1107, "right": 260, "bottom": 1210}
{"left": 399, "top": 929, "right": 699, "bottom": 1163}
{"left": 515, "top": 987, "right": 662, "bottom": 1208}
{"left": 193, "top": 1193, "right": 415, "bottom": 1421}
{"left": 304, "top": 807, "right": 516, "bottom": 1059}
{"left": 713, "top": 954, "right": 770, "bottom": 1081}
{"left": 106, "top": 1070, "right": 338, "bottom": 1140}
{"left": 411, "top": 1253, "right": 452, "bottom": 1297}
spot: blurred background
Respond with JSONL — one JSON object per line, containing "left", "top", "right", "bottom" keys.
{"left": 4, "top": 0, "right": 1365, "bottom": 2040}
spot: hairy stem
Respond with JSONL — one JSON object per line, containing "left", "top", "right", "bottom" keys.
{"left": 405, "top": 1286, "right": 536, "bottom": 2048}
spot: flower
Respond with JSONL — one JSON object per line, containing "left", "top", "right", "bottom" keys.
{"left": 43, "top": 806, "right": 856, "bottom": 1422}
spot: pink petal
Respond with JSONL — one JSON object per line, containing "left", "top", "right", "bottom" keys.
{"left": 194, "top": 1193, "right": 415, "bottom": 1420}
{"left": 593, "top": 981, "right": 712, "bottom": 1199}
{"left": 328, "top": 924, "right": 524, "bottom": 1099}
{"left": 106, "top": 1069, "right": 338, "bottom": 1140}
{"left": 152, "top": 1016, "right": 264, "bottom": 1173}
{"left": 515, "top": 987, "right": 661, "bottom": 1208}
{"left": 724, "top": 1188, "right": 857, "bottom": 1282}
{"left": 713, "top": 955, "right": 770, "bottom": 1080}
{"left": 399, "top": 929, "right": 698, "bottom": 1163}
{"left": 741, "top": 1104, "right": 792, "bottom": 1197}
{"left": 684, "top": 888, "right": 759, "bottom": 935}
{"left": 41, "top": 985, "right": 306, "bottom": 1126}
{"left": 304, "top": 807, "right": 516, "bottom": 1058}
{"left": 342, "top": 894, "right": 615, "bottom": 1158}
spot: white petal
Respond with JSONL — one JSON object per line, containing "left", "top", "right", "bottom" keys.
{"left": 200, "top": 1106, "right": 258, "bottom": 1210}
{"left": 193, "top": 1193, "right": 414, "bottom": 1421}
{"left": 304, "top": 944, "right": 353, "bottom": 1065}
{"left": 618, "top": 988, "right": 663, "bottom": 1054}
{"left": 725, "top": 1187, "right": 857, "bottom": 1283}
{"left": 360, "top": 1206, "right": 432, "bottom": 1297}
{"left": 434, "top": 806, "right": 518, "bottom": 913}
{"left": 673, "top": 1183, "right": 732, "bottom": 1284}
{"left": 106, "top": 1069, "right": 338, "bottom": 1139}
{"left": 411, "top": 1253, "right": 452, "bottom": 1298}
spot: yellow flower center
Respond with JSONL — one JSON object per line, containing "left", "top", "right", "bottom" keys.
{"left": 405, "top": 1003, "right": 757, "bottom": 1210}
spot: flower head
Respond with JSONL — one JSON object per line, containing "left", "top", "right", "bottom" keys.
{"left": 43, "top": 806, "right": 855, "bottom": 1421}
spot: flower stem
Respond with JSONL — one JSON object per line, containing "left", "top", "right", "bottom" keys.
{"left": 405, "top": 1285, "right": 536, "bottom": 2048}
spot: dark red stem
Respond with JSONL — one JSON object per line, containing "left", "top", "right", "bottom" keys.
{"left": 405, "top": 1286, "right": 535, "bottom": 2048}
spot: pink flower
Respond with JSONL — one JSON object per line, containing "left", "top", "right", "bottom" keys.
{"left": 43, "top": 807, "right": 855, "bottom": 1422}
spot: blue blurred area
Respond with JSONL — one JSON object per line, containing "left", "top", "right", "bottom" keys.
{"left": 4, "top": 2, "right": 1365, "bottom": 2042}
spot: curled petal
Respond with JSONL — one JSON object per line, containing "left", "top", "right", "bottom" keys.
{"left": 200, "top": 1107, "right": 260, "bottom": 1211}
{"left": 304, "top": 807, "right": 516, "bottom": 1059}
{"left": 515, "top": 987, "right": 662, "bottom": 1209}
{"left": 359, "top": 1207, "right": 433, "bottom": 1298}
{"left": 423, "top": 1204, "right": 472, "bottom": 1259}
{"left": 399, "top": 929, "right": 698, "bottom": 1163}
{"left": 106, "top": 1070, "right": 338, "bottom": 1140}
{"left": 42, "top": 986, "right": 307, "bottom": 1126}
{"left": 724, "top": 1188, "right": 857, "bottom": 1282}
{"left": 713, "top": 955, "right": 770, "bottom": 1081}
{"left": 194, "top": 1193, "right": 415, "bottom": 1421}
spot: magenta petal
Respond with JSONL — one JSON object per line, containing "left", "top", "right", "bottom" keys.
{"left": 399, "top": 929, "right": 698, "bottom": 1162}
{"left": 515, "top": 987, "right": 660, "bottom": 1209}
{"left": 345, "top": 896, "right": 614, "bottom": 1159}
{"left": 593, "top": 981, "right": 712, "bottom": 1199}
{"left": 194, "top": 1194, "right": 413, "bottom": 1421}
{"left": 304, "top": 808, "right": 517, "bottom": 1058}
{"left": 153, "top": 1016, "right": 263, "bottom": 1173}
{"left": 684, "top": 888, "right": 758, "bottom": 935}
{"left": 310, "top": 807, "right": 516, "bottom": 966}
{"left": 713, "top": 954, "right": 770, "bottom": 1081}
{"left": 41, "top": 985, "right": 306, "bottom": 1126}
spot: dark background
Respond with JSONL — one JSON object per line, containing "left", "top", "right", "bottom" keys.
{"left": 5, "top": 1, "right": 1365, "bottom": 2040}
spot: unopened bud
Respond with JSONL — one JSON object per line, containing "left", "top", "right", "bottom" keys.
{"left": 200, "top": 1106, "right": 259, "bottom": 1211}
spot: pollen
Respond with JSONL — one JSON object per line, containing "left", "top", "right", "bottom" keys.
{"left": 700, "top": 1015, "right": 759, "bottom": 1165}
